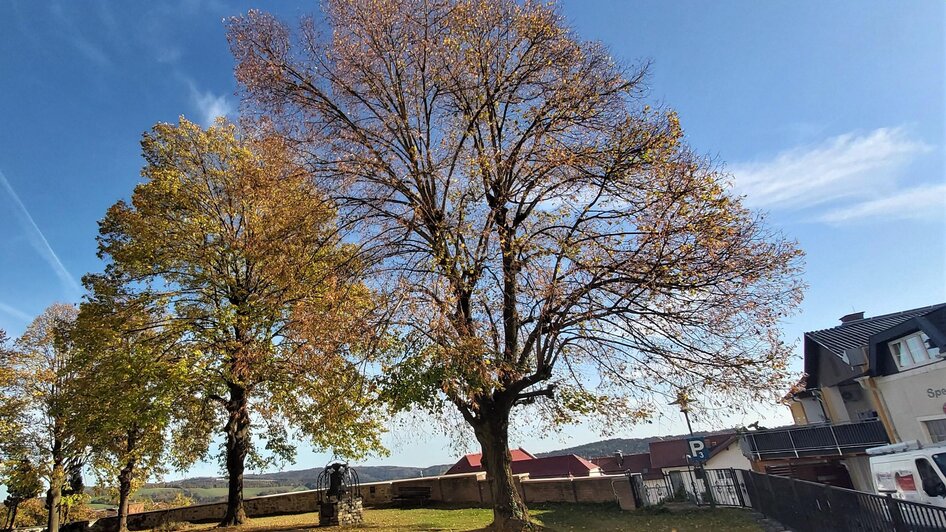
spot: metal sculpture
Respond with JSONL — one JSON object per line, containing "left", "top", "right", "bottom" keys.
{"left": 316, "top": 462, "right": 361, "bottom": 503}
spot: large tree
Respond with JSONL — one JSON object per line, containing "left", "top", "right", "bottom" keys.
{"left": 65, "top": 280, "right": 199, "bottom": 532}
{"left": 1, "top": 304, "right": 84, "bottom": 532}
{"left": 228, "top": 0, "right": 804, "bottom": 528}
{"left": 96, "top": 117, "right": 385, "bottom": 525}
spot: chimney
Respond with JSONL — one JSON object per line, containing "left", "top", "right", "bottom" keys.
{"left": 840, "top": 311, "right": 865, "bottom": 324}
{"left": 613, "top": 451, "right": 624, "bottom": 466}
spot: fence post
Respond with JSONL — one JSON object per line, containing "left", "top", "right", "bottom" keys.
{"left": 730, "top": 469, "right": 746, "bottom": 507}
{"left": 884, "top": 494, "right": 907, "bottom": 532}
{"left": 628, "top": 475, "right": 644, "bottom": 508}
{"left": 829, "top": 424, "right": 843, "bottom": 455}
{"left": 700, "top": 466, "right": 716, "bottom": 508}
{"left": 787, "top": 430, "right": 799, "bottom": 458}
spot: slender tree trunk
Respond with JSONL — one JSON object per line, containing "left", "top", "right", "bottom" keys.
{"left": 220, "top": 382, "right": 250, "bottom": 527}
{"left": 6, "top": 501, "right": 19, "bottom": 530}
{"left": 117, "top": 458, "right": 136, "bottom": 532}
{"left": 473, "top": 402, "right": 531, "bottom": 531}
{"left": 47, "top": 467, "right": 62, "bottom": 532}
{"left": 46, "top": 432, "right": 66, "bottom": 532}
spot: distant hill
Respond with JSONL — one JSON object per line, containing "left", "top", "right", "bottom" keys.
{"left": 247, "top": 464, "right": 452, "bottom": 485}
{"left": 534, "top": 429, "right": 738, "bottom": 459}
{"left": 152, "top": 464, "right": 452, "bottom": 492}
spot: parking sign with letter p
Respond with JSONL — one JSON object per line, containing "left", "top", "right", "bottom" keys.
{"left": 687, "top": 437, "right": 708, "bottom": 461}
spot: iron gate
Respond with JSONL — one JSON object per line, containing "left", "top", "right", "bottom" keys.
{"left": 698, "top": 468, "right": 748, "bottom": 507}
{"left": 629, "top": 473, "right": 673, "bottom": 507}
{"left": 630, "top": 467, "right": 750, "bottom": 508}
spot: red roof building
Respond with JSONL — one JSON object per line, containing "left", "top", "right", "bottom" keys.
{"left": 515, "top": 454, "right": 601, "bottom": 479}
{"left": 648, "top": 433, "right": 737, "bottom": 469}
{"left": 444, "top": 448, "right": 602, "bottom": 478}
{"left": 590, "top": 452, "right": 662, "bottom": 480}
{"left": 444, "top": 448, "right": 536, "bottom": 475}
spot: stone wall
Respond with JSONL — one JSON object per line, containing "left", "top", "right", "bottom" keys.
{"left": 89, "top": 472, "right": 635, "bottom": 530}
{"left": 91, "top": 490, "right": 324, "bottom": 532}
{"left": 518, "top": 476, "right": 632, "bottom": 506}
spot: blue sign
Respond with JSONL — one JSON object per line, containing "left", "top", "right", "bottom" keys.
{"left": 687, "top": 437, "right": 709, "bottom": 461}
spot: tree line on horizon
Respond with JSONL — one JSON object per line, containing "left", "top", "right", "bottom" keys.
{"left": 0, "top": 1, "right": 804, "bottom": 531}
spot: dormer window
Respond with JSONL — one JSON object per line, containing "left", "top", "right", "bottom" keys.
{"left": 889, "top": 332, "right": 940, "bottom": 370}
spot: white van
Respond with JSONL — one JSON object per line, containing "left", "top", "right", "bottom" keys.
{"left": 867, "top": 440, "right": 946, "bottom": 508}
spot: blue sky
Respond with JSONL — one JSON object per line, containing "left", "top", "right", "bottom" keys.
{"left": 0, "top": 0, "right": 943, "bottom": 477}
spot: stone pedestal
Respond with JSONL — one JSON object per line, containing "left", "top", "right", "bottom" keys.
{"left": 319, "top": 497, "right": 363, "bottom": 527}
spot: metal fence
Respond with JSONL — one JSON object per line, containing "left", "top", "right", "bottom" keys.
{"left": 629, "top": 474, "right": 673, "bottom": 507}
{"left": 742, "top": 469, "right": 946, "bottom": 532}
{"left": 702, "top": 468, "right": 747, "bottom": 507}
{"left": 742, "top": 420, "right": 890, "bottom": 460}
{"left": 629, "top": 468, "right": 749, "bottom": 508}
{"left": 629, "top": 467, "right": 946, "bottom": 531}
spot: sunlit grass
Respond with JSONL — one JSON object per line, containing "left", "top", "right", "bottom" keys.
{"left": 174, "top": 503, "right": 761, "bottom": 531}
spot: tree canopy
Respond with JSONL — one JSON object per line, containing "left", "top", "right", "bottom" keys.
{"left": 95, "top": 117, "right": 386, "bottom": 525}
{"left": 65, "top": 280, "right": 201, "bottom": 532}
{"left": 229, "top": 0, "right": 804, "bottom": 528}
{"left": 0, "top": 304, "right": 84, "bottom": 532}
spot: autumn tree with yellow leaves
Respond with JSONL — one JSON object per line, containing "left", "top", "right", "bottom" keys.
{"left": 0, "top": 304, "right": 85, "bottom": 532}
{"left": 227, "top": 1, "right": 806, "bottom": 528}
{"left": 0, "top": 329, "right": 43, "bottom": 531}
{"left": 95, "top": 118, "right": 385, "bottom": 526}
{"left": 64, "top": 280, "right": 204, "bottom": 532}
{"left": 0, "top": 329, "right": 20, "bottom": 456}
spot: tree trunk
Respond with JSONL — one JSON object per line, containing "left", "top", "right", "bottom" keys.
{"left": 220, "top": 382, "right": 250, "bottom": 527}
{"left": 46, "top": 468, "right": 62, "bottom": 532}
{"left": 7, "top": 501, "right": 19, "bottom": 530}
{"left": 117, "top": 458, "right": 135, "bottom": 532}
{"left": 47, "top": 439, "right": 64, "bottom": 532}
{"left": 473, "top": 403, "right": 532, "bottom": 531}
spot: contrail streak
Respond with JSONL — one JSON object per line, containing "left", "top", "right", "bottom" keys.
{"left": 0, "top": 301, "right": 31, "bottom": 322}
{"left": 0, "top": 169, "right": 83, "bottom": 296}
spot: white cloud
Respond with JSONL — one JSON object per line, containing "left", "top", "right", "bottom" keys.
{"left": 155, "top": 46, "right": 183, "bottom": 64}
{"left": 819, "top": 184, "right": 946, "bottom": 224}
{"left": 0, "top": 169, "right": 83, "bottom": 296}
{"left": 730, "top": 127, "right": 932, "bottom": 213}
{"left": 188, "top": 82, "right": 234, "bottom": 127}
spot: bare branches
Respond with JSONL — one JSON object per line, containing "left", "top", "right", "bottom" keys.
{"left": 229, "top": 0, "right": 804, "bottom": 434}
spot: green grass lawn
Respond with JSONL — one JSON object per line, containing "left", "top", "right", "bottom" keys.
{"left": 88, "top": 503, "right": 116, "bottom": 510}
{"left": 175, "top": 504, "right": 761, "bottom": 531}
{"left": 136, "top": 487, "right": 184, "bottom": 499}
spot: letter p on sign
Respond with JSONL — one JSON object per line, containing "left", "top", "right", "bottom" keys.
{"left": 688, "top": 437, "right": 708, "bottom": 461}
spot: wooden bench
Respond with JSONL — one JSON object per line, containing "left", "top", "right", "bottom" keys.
{"left": 392, "top": 486, "right": 432, "bottom": 506}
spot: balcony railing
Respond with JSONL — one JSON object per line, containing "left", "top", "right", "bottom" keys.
{"left": 740, "top": 420, "right": 890, "bottom": 460}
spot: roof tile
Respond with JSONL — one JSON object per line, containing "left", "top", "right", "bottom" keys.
{"left": 806, "top": 304, "right": 946, "bottom": 357}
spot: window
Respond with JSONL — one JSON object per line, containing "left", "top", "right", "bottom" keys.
{"left": 925, "top": 419, "right": 946, "bottom": 443}
{"left": 889, "top": 332, "right": 939, "bottom": 370}
{"left": 915, "top": 458, "right": 946, "bottom": 498}
{"left": 934, "top": 453, "right": 946, "bottom": 478}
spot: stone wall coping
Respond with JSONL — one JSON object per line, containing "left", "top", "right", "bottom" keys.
{"left": 243, "top": 488, "right": 319, "bottom": 499}
{"left": 521, "top": 476, "right": 583, "bottom": 484}
{"left": 519, "top": 473, "right": 627, "bottom": 484}
{"left": 568, "top": 475, "right": 623, "bottom": 483}
{"left": 430, "top": 472, "right": 487, "bottom": 480}
{"left": 387, "top": 472, "right": 483, "bottom": 485}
